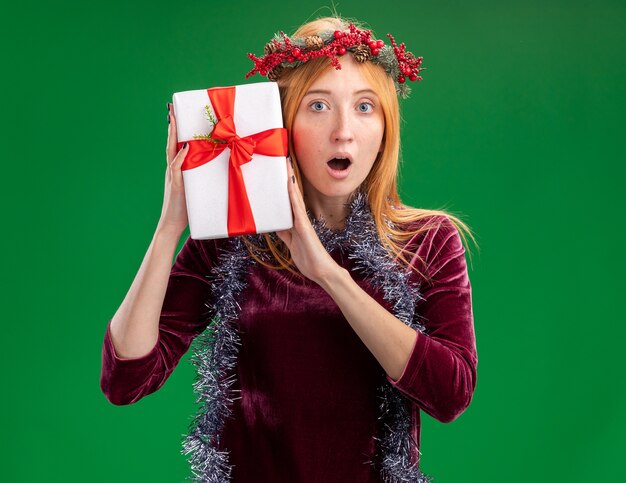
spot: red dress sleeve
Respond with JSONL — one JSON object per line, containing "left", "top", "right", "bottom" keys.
{"left": 386, "top": 216, "right": 478, "bottom": 423}
{"left": 100, "top": 236, "right": 218, "bottom": 405}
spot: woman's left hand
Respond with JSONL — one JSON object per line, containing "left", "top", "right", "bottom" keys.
{"left": 275, "top": 157, "right": 339, "bottom": 285}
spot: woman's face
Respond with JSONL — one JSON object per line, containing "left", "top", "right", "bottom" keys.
{"left": 292, "top": 54, "right": 385, "bottom": 203}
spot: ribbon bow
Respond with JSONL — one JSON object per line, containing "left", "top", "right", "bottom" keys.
{"left": 212, "top": 115, "right": 257, "bottom": 164}
{"left": 179, "top": 86, "right": 288, "bottom": 237}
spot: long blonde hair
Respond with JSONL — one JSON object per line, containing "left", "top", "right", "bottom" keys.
{"left": 243, "top": 16, "right": 478, "bottom": 282}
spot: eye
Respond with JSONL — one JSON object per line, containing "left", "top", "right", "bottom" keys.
{"left": 357, "top": 102, "right": 374, "bottom": 113}
{"left": 310, "top": 101, "right": 328, "bottom": 112}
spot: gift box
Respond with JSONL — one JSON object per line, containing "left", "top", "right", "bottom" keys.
{"left": 172, "top": 82, "right": 292, "bottom": 240}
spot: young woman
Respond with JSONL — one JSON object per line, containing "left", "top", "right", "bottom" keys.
{"left": 101, "top": 16, "right": 478, "bottom": 483}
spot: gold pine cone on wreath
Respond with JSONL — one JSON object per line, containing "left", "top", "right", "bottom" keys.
{"left": 267, "top": 64, "right": 285, "bottom": 81}
{"left": 264, "top": 42, "right": 279, "bottom": 55}
{"left": 304, "top": 35, "right": 324, "bottom": 50}
{"left": 352, "top": 45, "right": 371, "bottom": 63}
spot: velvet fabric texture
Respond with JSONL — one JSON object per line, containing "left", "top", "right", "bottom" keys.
{"left": 100, "top": 216, "right": 478, "bottom": 482}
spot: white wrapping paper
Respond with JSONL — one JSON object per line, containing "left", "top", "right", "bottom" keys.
{"left": 172, "top": 82, "right": 292, "bottom": 240}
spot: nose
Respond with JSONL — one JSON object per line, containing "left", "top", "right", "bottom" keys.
{"left": 330, "top": 109, "right": 354, "bottom": 143}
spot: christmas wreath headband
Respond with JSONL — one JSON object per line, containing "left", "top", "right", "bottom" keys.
{"left": 246, "top": 23, "right": 424, "bottom": 99}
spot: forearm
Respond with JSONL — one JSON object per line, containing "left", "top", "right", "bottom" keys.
{"left": 109, "top": 225, "right": 184, "bottom": 358}
{"left": 317, "top": 266, "right": 418, "bottom": 381}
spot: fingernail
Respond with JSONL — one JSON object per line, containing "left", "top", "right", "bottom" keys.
{"left": 291, "top": 175, "right": 295, "bottom": 183}
{"left": 166, "top": 102, "right": 170, "bottom": 112}
{"left": 183, "top": 142, "right": 188, "bottom": 149}
{"left": 167, "top": 113, "right": 170, "bottom": 124}
{"left": 289, "top": 156, "right": 293, "bottom": 168}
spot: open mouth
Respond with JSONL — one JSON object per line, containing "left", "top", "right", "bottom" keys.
{"left": 327, "top": 157, "right": 352, "bottom": 171}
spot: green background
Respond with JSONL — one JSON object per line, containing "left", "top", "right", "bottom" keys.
{"left": 2, "top": 0, "right": 624, "bottom": 481}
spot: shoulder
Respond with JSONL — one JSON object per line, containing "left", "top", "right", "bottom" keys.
{"left": 174, "top": 235, "right": 229, "bottom": 275}
{"left": 395, "top": 212, "right": 465, "bottom": 282}
{"left": 397, "top": 211, "right": 460, "bottom": 250}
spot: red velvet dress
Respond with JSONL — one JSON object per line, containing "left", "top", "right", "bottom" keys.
{"left": 100, "top": 216, "right": 478, "bottom": 482}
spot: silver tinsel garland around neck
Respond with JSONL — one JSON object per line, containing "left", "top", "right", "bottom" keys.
{"left": 182, "top": 191, "right": 432, "bottom": 482}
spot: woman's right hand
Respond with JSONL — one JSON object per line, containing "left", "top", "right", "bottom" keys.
{"left": 158, "top": 103, "right": 190, "bottom": 236}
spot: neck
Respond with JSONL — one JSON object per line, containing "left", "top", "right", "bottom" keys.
{"left": 302, "top": 181, "right": 355, "bottom": 230}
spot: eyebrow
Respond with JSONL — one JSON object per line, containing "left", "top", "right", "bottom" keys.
{"left": 304, "top": 89, "right": 378, "bottom": 97}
